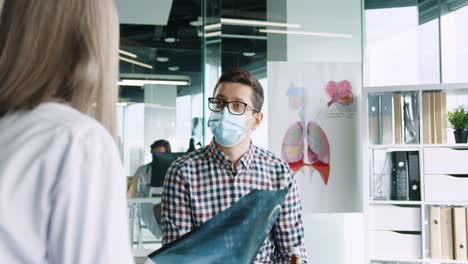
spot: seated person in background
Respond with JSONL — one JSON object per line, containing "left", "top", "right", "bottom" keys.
{"left": 134, "top": 139, "right": 171, "bottom": 196}
{"left": 161, "top": 68, "right": 308, "bottom": 263}
{"left": 133, "top": 139, "right": 171, "bottom": 239}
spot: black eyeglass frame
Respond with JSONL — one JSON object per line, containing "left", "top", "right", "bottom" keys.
{"left": 208, "top": 97, "right": 259, "bottom": 115}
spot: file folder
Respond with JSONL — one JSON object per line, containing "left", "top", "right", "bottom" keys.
{"left": 440, "top": 207, "right": 454, "bottom": 260}
{"left": 372, "top": 150, "right": 390, "bottom": 200}
{"left": 407, "top": 151, "right": 420, "bottom": 201}
{"left": 368, "top": 94, "right": 381, "bottom": 144}
{"left": 422, "top": 92, "right": 431, "bottom": 144}
{"left": 393, "top": 93, "right": 402, "bottom": 144}
{"left": 441, "top": 92, "right": 447, "bottom": 144}
{"left": 381, "top": 93, "right": 393, "bottom": 144}
{"left": 453, "top": 207, "right": 467, "bottom": 260}
{"left": 429, "top": 206, "right": 441, "bottom": 259}
{"left": 434, "top": 92, "right": 442, "bottom": 144}
{"left": 403, "top": 92, "right": 419, "bottom": 144}
{"left": 390, "top": 151, "right": 409, "bottom": 200}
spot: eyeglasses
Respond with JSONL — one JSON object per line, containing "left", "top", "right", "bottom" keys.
{"left": 208, "top": 97, "right": 259, "bottom": 115}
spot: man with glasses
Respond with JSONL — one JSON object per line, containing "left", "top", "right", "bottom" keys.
{"left": 161, "top": 68, "right": 307, "bottom": 263}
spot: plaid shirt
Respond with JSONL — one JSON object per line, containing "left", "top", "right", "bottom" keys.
{"left": 161, "top": 140, "right": 307, "bottom": 263}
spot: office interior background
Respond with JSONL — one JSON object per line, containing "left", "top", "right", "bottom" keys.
{"left": 119, "top": 0, "right": 468, "bottom": 263}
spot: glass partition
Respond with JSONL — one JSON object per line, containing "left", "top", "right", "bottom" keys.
{"left": 364, "top": 0, "right": 440, "bottom": 86}
{"left": 441, "top": 0, "right": 468, "bottom": 83}
{"left": 116, "top": 0, "right": 203, "bottom": 176}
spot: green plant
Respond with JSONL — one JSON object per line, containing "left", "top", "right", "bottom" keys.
{"left": 448, "top": 106, "right": 468, "bottom": 131}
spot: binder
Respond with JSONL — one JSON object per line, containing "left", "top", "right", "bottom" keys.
{"left": 453, "top": 207, "right": 467, "bottom": 260}
{"left": 403, "top": 92, "right": 419, "bottom": 144}
{"left": 430, "top": 206, "right": 442, "bottom": 259}
{"left": 368, "top": 94, "right": 381, "bottom": 144}
{"left": 440, "top": 207, "right": 454, "bottom": 260}
{"left": 430, "top": 92, "right": 437, "bottom": 144}
{"left": 390, "top": 151, "right": 409, "bottom": 200}
{"left": 441, "top": 91, "right": 447, "bottom": 144}
{"left": 381, "top": 93, "right": 393, "bottom": 144}
{"left": 372, "top": 150, "right": 390, "bottom": 200}
{"left": 434, "top": 92, "right": 442, "bottom": 144}
{"left": 422, "top": 92, "right": 431, "bottom": 144}
{"left": 407, "top": 151, "right": 420, "bottom": 201}
{"left": 394, "top": 93, "right": 402, "bottom": 144}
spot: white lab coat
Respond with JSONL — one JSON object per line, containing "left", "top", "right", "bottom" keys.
{"left": 0, "top": 103, "right": 134, "bottom": 263}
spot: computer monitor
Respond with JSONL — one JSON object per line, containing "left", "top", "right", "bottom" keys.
{"left": 151, "top": 152, "right": 186, "bottom": 196}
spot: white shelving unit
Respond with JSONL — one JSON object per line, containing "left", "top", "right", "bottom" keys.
{"left": 363, "top": 83, "right": 468, "bottom": 264}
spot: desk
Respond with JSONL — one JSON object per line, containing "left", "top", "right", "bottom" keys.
{"left": 128, "top": 197, "right": 161, "bottom": 248}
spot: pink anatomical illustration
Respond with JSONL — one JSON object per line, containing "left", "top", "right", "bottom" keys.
{"left": 326, "top": 80, "right": 353, "bottom": 107}
{"left": 281, "top": 86, "right": 331, "bottom": 185}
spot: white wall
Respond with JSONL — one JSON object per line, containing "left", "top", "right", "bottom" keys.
{"left": 282, "top": 1, "right": 364, "bottom": 263}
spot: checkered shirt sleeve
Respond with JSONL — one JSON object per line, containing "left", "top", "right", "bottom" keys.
{"left": 161, "top": 161, "right": 193, "bottom": 245}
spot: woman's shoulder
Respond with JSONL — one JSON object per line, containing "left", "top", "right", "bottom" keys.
{"left": 0, "top": 102, "right": 113, "bottom": 150}
{"left": 32, "top": 102, "right": 110, "bottom": 138}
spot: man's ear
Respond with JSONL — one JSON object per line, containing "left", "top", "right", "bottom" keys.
{"left": 251, "top": 112, "right": 263, "bottom": 131}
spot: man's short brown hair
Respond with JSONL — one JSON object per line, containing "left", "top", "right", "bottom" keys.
{"left": 213, "top": 68, "right": 264, "bottom": 112}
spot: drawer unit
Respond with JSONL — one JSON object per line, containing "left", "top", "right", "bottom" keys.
{"left": 425, "top": 174, "right": 468, "bottom": 202}
{"left": 369, "top": 230, "right": 422, "bottom": 259}
{"left": 424, "top": 148, "right": 468, "bottom": 174}
{"left": 369, "top": 205, "right": 421, "bottom": 231}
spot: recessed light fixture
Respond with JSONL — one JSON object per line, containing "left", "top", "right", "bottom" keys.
{"left": 156, "top": 57, "right": 169, "bottom": 62}
{"left": 189, "top": 18, "right": 202, "bottom": 27}
{"left": 242, "top": 52, "right": 256, "bottom": 57}
{"left": 168, "top": 66, "right": 180, "bottom": 71}
{"left": 164, "top": 37, "right": 178, "bottom": 43}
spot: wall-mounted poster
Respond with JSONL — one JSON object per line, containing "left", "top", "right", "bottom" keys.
{"left": 268, "top": 62, "right": 361, "bottom": 213}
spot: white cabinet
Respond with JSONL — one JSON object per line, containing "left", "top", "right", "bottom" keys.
{"left": 364, "top": 83, "right": 468, "bottom": 264}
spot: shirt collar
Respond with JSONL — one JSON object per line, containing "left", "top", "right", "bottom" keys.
{"left": 208, "top": 138, "right": 255, "bottom": 172}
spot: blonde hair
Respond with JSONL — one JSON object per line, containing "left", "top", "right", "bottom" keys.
{"left": 0, "top": 0, "right": 119, "bottom": 134}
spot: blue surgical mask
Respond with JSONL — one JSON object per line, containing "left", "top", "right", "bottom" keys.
{"left": 208, "top": 108, "right": 247, "bottom": 147}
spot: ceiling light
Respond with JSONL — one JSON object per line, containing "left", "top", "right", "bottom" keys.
{"left": 119, "top": 56, "right": 153, "bottom": 69}
{"left": 119, "top": 49, "right": 138, "bottom": 58}
{"left": 168, "top": 66, "right": 180, "bottom": 71}
{"left": 164, "top": 37, "right": 178, "bottom": 43}
{"left": 242, "top": 52, "right": 256, "bottom": 57}
{"left": 156, "top": 57, "right": 169, "bottom": 62}
{"left": 221, "top": 18, "right": 300, "bottom": 28}
{"left": 117, "top": 81, "right": 143, "bottom": 87}
{"left": 259, "top": 29, "right": 352, "bottom": 39}
{"left": 118, "top": 79, "right": 189, "bottom": 86}
{"left": 205, "top": 23, "right": 221, "bottom": 31}
{"left": 205, "top": 31, "right": 221, "bottom": 38}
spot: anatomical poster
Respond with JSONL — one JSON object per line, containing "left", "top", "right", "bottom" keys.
{"left": 267, "top": 62, "right": 361, "bottom": 213}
